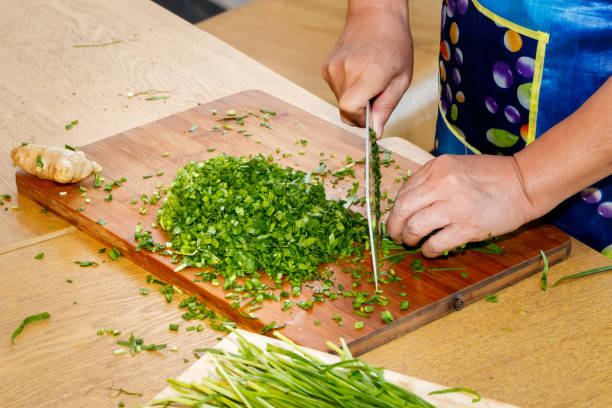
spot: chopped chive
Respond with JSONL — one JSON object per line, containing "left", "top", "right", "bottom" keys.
{"left": 156, "top": 170, "right": 164, "bottom": 176}
{"left": 34, "top": 252, "right": 44, "bottom": 260}
{"left": 11, "top": 312, "right": 50, "bottom": 344}
{"left": 400, "top": 300, "right": 409, "bottom": 310}
{"left": 74, "top": 261, "right": 98, "bottom": 267}
{"left": 36, "top": 155, "right": 44, "bottom": 167}
{"left": 460, "top": 272, "right": 469, "bottom": 278}
{"left": 484, "top": 294, "right": 498, "bottom": 303}
{"left": 66, "top": 279, "right": 73, "bottom": 283}
{"left": 169, "top": 324, "right": 179, "bottom": 331}
{"left": 104, "top": 194, "right": 112, "bottom": 201}
{"left": 96, "top": 219, "right": 106, "bottom": 225}
{"left": 354, "top": 321, "right": 364, "bottom": 329}
{"left": 162, "top": 152, "right": 170, "bottom": 157}
{"left": 539, "top": 250, "right": 548, "bottom": 291}
{"left": 189, "top": 125, "right": 198, "bottom": 132}
{"left": 145, "top": 95, "right": 169, "bottom": 100}
{"left": 225, "top": 109, "right": 236, "bottom": 116}
{"left": 142, "top": 174, "right": 153, "bottom": 179}
{"left": 130, "top": 198, "right": 138, "bottom": 204}
{"left": 21, "top": 142, "right": 29, "bottom": 146}
{"left": 260, "top": 109, "right": 276, "bottom": 115}
{"left": 108, "top": 247, "right": 122, "bottom": 261}
{"left": 381, "top": 310, "right": 394, "bottom": 324}
{"left": 139, "top": 288, "right": 149, "bottom": 295}
{"left": 65, "top": 120, "right": 79, "bottom": 130}
{"left": 207, "top": 147, "right": 216, "bottom": 152}
{"left": 94, "top": 173, "right": 102, "bottom": 187}
{"left": 64, "top": 144, "right": 77, "bottom": 151}
{"left": 98, "top": 248, "right": 106, "bottom": 253}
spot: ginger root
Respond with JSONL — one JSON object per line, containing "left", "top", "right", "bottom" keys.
{"left": 11, "top": 144, "right": 102, "bottom": 184}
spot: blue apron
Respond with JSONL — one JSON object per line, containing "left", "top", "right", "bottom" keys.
{"left": 433, "top": 0, "right": 612, "bottom": 258}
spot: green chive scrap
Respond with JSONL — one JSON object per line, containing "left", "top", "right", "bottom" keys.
{"left": 34, "top": 252, "right": 44, "bottom": 260}
{"left": 354, "top": 321, "right": 364, "bottom": 329}
{"left": 74, "top": 261, "right": 98, "bottom": 267}
{"left": 65, "top": 120, "right": 79, "bottom": 130}
{"left": 428, "top": 387, "right": 481, "bottom": 403}
{"left": 189, "top": 125, "right": 198, "bottom": 132}
{"left": 381, "top": 310, "right": 394, "bottom": 324}
{"left": 11, "top": 312, "right": 50, "bottom": 344}
{"left": 139, "top": 288, "right": 149, "bottom": 295}
{"left": 169, "top": 324, "right": 179, "bottom": 331}
{"left": 96, "top": 219, "right": 106, "bottom": 225}
{"left": 36, "top": 155, "right": 44, "bottom": 168}
{"left": 539, "top": 249, "right": 549, "bottom": 291}
{"left": 108, "top": 248, "right": 122, "bottom": 261}
{"left": 484, "top": 294, "right": 498, "bottom": 303}
{"left": 553, "top": 264, "right": 612, "bottom": 287}
{"left": 400, "top": 300, "right": 409, "bottom": 310}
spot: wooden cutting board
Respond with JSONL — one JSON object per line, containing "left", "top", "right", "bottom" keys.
{"left": 15, "top": 90, "right": 570, "bottom": 355}
{"left": 151, "top": 330, "right": 518, "bottom": 408}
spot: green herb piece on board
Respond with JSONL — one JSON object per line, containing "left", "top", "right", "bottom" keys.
{"left": 354, "top": 321, "right": 364, "bottom": 329}
{"left": 484, "top": 294, "right": 498, "bottom": 303}
{"left": 11, "top": 312, "right": 50, "bottom": 344}
{"left": 36, "top": 155, "right": 44, "bottom": 168}
{"left": 34, "top": 252, "right": 44, "bottom": 260}
{"left": 381, "top": 310, "right": 394, "bottom": 324}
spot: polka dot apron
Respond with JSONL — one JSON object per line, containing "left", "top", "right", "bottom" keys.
{"left": 433, "top": 0, "right": 612, "bottom": 258}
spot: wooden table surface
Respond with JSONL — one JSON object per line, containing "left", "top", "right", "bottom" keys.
{"left": 0, "top": 1, "right": 610, "bottom": 408}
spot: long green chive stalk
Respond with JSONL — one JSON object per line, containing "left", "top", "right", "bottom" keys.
{"left": 553, "top": 264, "right": 612, "bottom": 287}
{"left": 145, "top": 332, "right": 435, "bottom": 408}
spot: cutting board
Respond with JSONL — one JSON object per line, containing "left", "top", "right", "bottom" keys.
{"left": 152, "top": 330, "right": 518, "bottom": 408}
{"left": 15, "top": 90, "right": 570, "bottom": 355}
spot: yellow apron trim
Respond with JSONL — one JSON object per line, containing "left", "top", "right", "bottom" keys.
{"left": 527, "top": 35, "right": 549, "bottom": 144}
{"left": 438, "top": 103, "right": 482, "bottom": 155}
{"left": 440, "top": 0, "right": 549, "bottom": 149}
{"left": 470, "top": 0, "right": 548, "bottom": 42}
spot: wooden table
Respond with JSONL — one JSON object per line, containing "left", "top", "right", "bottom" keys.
{"left": 0, "top": 1, "right": 610, "bottom": 407}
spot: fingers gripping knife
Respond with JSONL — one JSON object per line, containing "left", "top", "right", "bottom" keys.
{"left": 364, "top": 102, "right": 381, "bottom": 291}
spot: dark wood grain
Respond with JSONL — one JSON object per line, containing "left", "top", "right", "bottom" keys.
{"left": 15, "top": 90, "right": 571, "bottom": 355}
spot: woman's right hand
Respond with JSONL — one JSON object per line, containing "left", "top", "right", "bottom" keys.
{"left": 321, "top": 0, "right": 414, "bottom": 136}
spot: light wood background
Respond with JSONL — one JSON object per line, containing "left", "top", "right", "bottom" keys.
{"left": 0, "top": 1, "right": 610, "bottom": 407}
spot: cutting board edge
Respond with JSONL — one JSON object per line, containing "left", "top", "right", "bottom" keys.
{"left": 345, "top": 239, "right": 571, "bottom": 356}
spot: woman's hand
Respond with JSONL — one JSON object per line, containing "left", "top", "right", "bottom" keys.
{"left": 322, "top": 0, "right": 413, "bottom": 136}
{"left": 386, "top": 154, "right": 540, "bottom": 257}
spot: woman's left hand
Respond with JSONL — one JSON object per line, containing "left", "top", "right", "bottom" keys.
{"left": 386, "top": 154, "right": 539, "bottom": 257}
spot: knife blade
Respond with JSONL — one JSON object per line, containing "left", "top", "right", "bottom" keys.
{"left": 364, "top": 101, "right": 380, "bottom": 291}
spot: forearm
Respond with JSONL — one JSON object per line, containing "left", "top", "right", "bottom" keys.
{"left": 348, "top": 0, "right": 409, "bottom": 19}
{"left": 514, "top": 76, "right": 612, "bottom": 219}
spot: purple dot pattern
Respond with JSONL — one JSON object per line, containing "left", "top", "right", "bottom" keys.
{"left": 436, "top": 0, "right": 612, "bottom": 256}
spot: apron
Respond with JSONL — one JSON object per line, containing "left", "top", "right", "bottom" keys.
{"left": 433, "top": 0, "right": 612, "bottom": 258}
